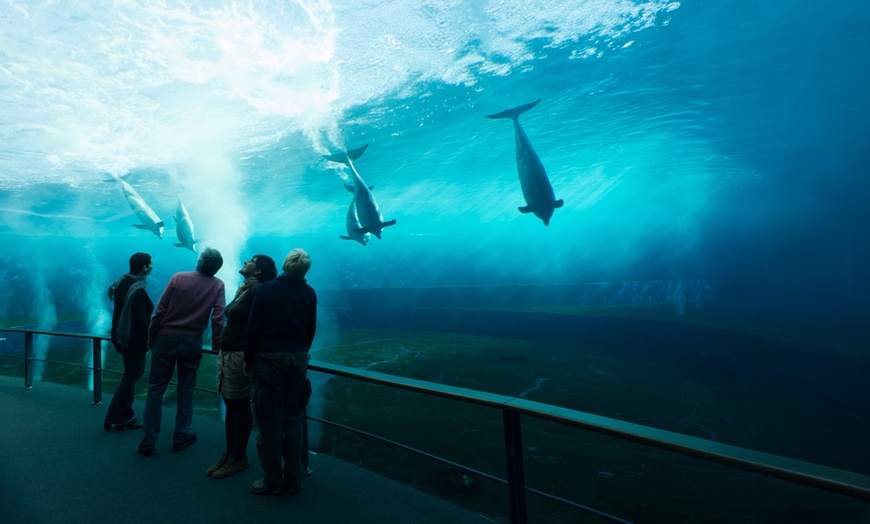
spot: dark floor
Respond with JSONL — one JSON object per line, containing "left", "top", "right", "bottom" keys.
{"left": 0, "top": 374, "right": 492, "bottom": 524}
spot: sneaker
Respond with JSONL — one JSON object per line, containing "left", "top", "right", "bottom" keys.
{"left": 212, "top": 456, "right": 249, "bottom": 479}
{"left": 303, "top": 467, "right": 314, "bottom": 477}
{"left": 250, "top": 480, "right": 283, "bottom": 495}
{"left": 138, "top": 442, "right": 156, "bottom": 457}
{"left": 206, "top": 454, "right": 228, "bottom": 476}
{"left": 172, "top": 433, "right": 198, "bottom": 452}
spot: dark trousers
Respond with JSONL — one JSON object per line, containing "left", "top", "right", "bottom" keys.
{"left": 142, "top": 335, "right": 203, "bottom": 446}
{"left": 104, "top": 352, "right": 146, "bottom": 425}
{"left": 253, "top": 352, "right": 310, "bottom": 489}
{"left": 224, "top": 396, "right": 253, "bottom": 458}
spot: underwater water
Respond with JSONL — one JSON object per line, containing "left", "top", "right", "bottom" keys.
{"left": 2, "top": 0, "right": 870, "bottom": 521}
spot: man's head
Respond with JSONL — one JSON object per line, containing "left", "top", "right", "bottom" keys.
{"left": 196, "top": 248, "right": 223, "bottom": 277}
{"left": 129, "top": 252, "right": 152, "bottom": 275}
{"left": 282, "top": 248, "right": 311, "bottom": 279}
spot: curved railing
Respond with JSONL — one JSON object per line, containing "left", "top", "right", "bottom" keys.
{"left": 1, "top": 327, "right": 869, "bottom": 524}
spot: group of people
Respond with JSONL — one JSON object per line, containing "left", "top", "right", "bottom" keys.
{"left": 105, "top": 246, "right": 317, "bottom": 495}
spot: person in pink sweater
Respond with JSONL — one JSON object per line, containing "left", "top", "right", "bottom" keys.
{"left": 138, "top": 247, "right": 226, "bottom": 456}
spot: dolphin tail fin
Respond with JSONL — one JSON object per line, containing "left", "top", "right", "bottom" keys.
{"left": 485, "top": 100, "right": 541, "bottom": 120}
{"left": 518, "top": 205, "right": 534, "bottom": 214}
{"left": 324, "top": 144, "right": 369, "bottom": 165}
{"left": 554, "top": 199, "right": 564, "bottom": 208}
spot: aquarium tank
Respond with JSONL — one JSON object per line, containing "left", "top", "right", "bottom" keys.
{"left": 1, "top": 1, "right": 868, "bottom": 522}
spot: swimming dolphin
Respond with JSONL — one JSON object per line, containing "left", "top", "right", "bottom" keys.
{"left": 339, "top": 197, "right": 371, "bottom": 246}
{"left": 323, "top": 145, "right": 396, "bottom": 239}
{"left": 107, "top": 174, "right": 164, "bottom": 238}
{"left": 171, "top": 195, "right": 197, "bottom": 252}
{"left": 486, "top": 100, "right": 563, "bottom": 226}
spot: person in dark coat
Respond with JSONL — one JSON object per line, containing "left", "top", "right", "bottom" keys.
{"left": 104, "top": 252, "right": 154, "bottom": 431}
{"left": 245, "top": 248, "right": 316, "bottom": 495}
{"left": 206, "top": 254, "right": 277, "bottom": 479}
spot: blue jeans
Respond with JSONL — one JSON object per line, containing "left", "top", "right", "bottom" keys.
{"left": 104, "top": 352, "right": 146, "bottom": 425}
{"left": 253, "top": 352, "right": 310, "bottom": 489}
{"left": 141, "top": 335, "right": 203, "bottom": 446}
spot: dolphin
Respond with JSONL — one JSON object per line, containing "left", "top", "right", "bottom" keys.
{"left": 107, "top": 174, "right": 164, "bottom": 239}
{"left": 486, "top": 100, "right": 563, "bottom": 226}
{"left": 171, "top": 194, "right": 197, "bottom": 252}
{"left": 339, "top": 196, "right": 371, "bottom": 246}
{"left": 323, "top": 145, "right": 396, "bottom": 239}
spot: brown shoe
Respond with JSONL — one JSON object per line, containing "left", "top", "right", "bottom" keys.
{"left": 206, "top": 454, "right": 228, "bottom": 476}
{"left": 212, "top": 456, "right": 249, "bottom": 479}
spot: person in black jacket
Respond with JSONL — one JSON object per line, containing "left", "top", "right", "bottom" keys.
{"left": 104, "top": 252, "right": 154, "bottom": 431}
{"left": 206, "top": 254, "right": 277, "bottom": 479}
{"left": 245, "top": 248, "right": 316, "bottom": 495}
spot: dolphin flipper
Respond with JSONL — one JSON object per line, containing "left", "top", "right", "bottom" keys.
{"left": 382, "top": 220, "right": 396, "bottom": 228}
{"left": 173, "top": 243, "right": 184, "bottom": 248}
{"left": 554, "top": 199, "right": 564, "bottom": 208}
{"left": 518, "top": 206, "right": 533, "bottom": 214}
{"left": 132, "top": 224, "right": 149, "bottom": 229}
{"left": 485, "top": 100, "right": 541, "bottom": 120}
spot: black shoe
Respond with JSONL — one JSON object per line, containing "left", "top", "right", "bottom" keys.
{"left": 104, "top": 422, "right": 113, "bottom": 431}
{"left": 251, "top": 480, "right": 284, "bottom": 495}
{"left": 118, "top": 419, "right": 143, "bottom": 430}
{"left": 138, "top": 442, "right": 156, "bottom": 456}
{"left": 172, "top": 433, "right": 198, "bottom": 451}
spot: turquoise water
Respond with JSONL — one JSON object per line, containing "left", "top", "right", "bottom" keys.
{"left": 1, "top": 2, "right": 869, "bottom": 521}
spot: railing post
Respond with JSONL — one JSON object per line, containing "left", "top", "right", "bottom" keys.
{"left": 503, "top": 410, "right": 528, "bottom": 524}
{"left": 24, "top": 332, "right": 33, "bottom": 390}
{"left": 92, "top": 337, "right": 102, "bottom": 405}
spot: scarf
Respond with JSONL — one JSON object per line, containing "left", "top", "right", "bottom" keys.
{"left": 114, "top": 273, "right": 147, "bottom": 349}
{"left": 234, "top": 276, "right": 259, "bottom": 300}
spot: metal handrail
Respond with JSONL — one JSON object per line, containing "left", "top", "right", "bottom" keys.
{"left": 2, "top": 327, "right": 870, "bottom": 523}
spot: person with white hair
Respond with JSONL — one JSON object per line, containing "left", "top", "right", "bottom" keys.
{"left": 138, "top": 247, "right": 226, "bottom": 456}
{"left": 244, "top": 248, "right": 317, "bottom": 495}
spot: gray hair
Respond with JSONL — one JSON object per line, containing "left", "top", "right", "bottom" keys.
{"left": 196, "top": 247, "right": 223, "bottom": 277}
{"left": 282, "top": 248, "right": 311, "bottom": 278}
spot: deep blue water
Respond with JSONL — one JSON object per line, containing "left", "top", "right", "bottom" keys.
{"left": 1, "top": 1, "right": 869, "bottom": 515}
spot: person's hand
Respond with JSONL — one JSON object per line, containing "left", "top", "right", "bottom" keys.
{"left": 211, "top": 336, "right": 221, "bottom": 351}
{"left": 243, "top": 363, "right": 254, "bottom": 377}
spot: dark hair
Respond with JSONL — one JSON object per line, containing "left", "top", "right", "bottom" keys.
{"left": 129, "top": 252, "right": 151, "bottom": 275}
{"left": 252, "top": 254, "right": 277, "bottom": 282}
{"left": 196, "top": 248, "right": 223, "bottom": 277}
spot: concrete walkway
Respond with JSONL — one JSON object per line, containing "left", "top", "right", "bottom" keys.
{"left": 0, "top": 375, "right": 492, "bottom": 524}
